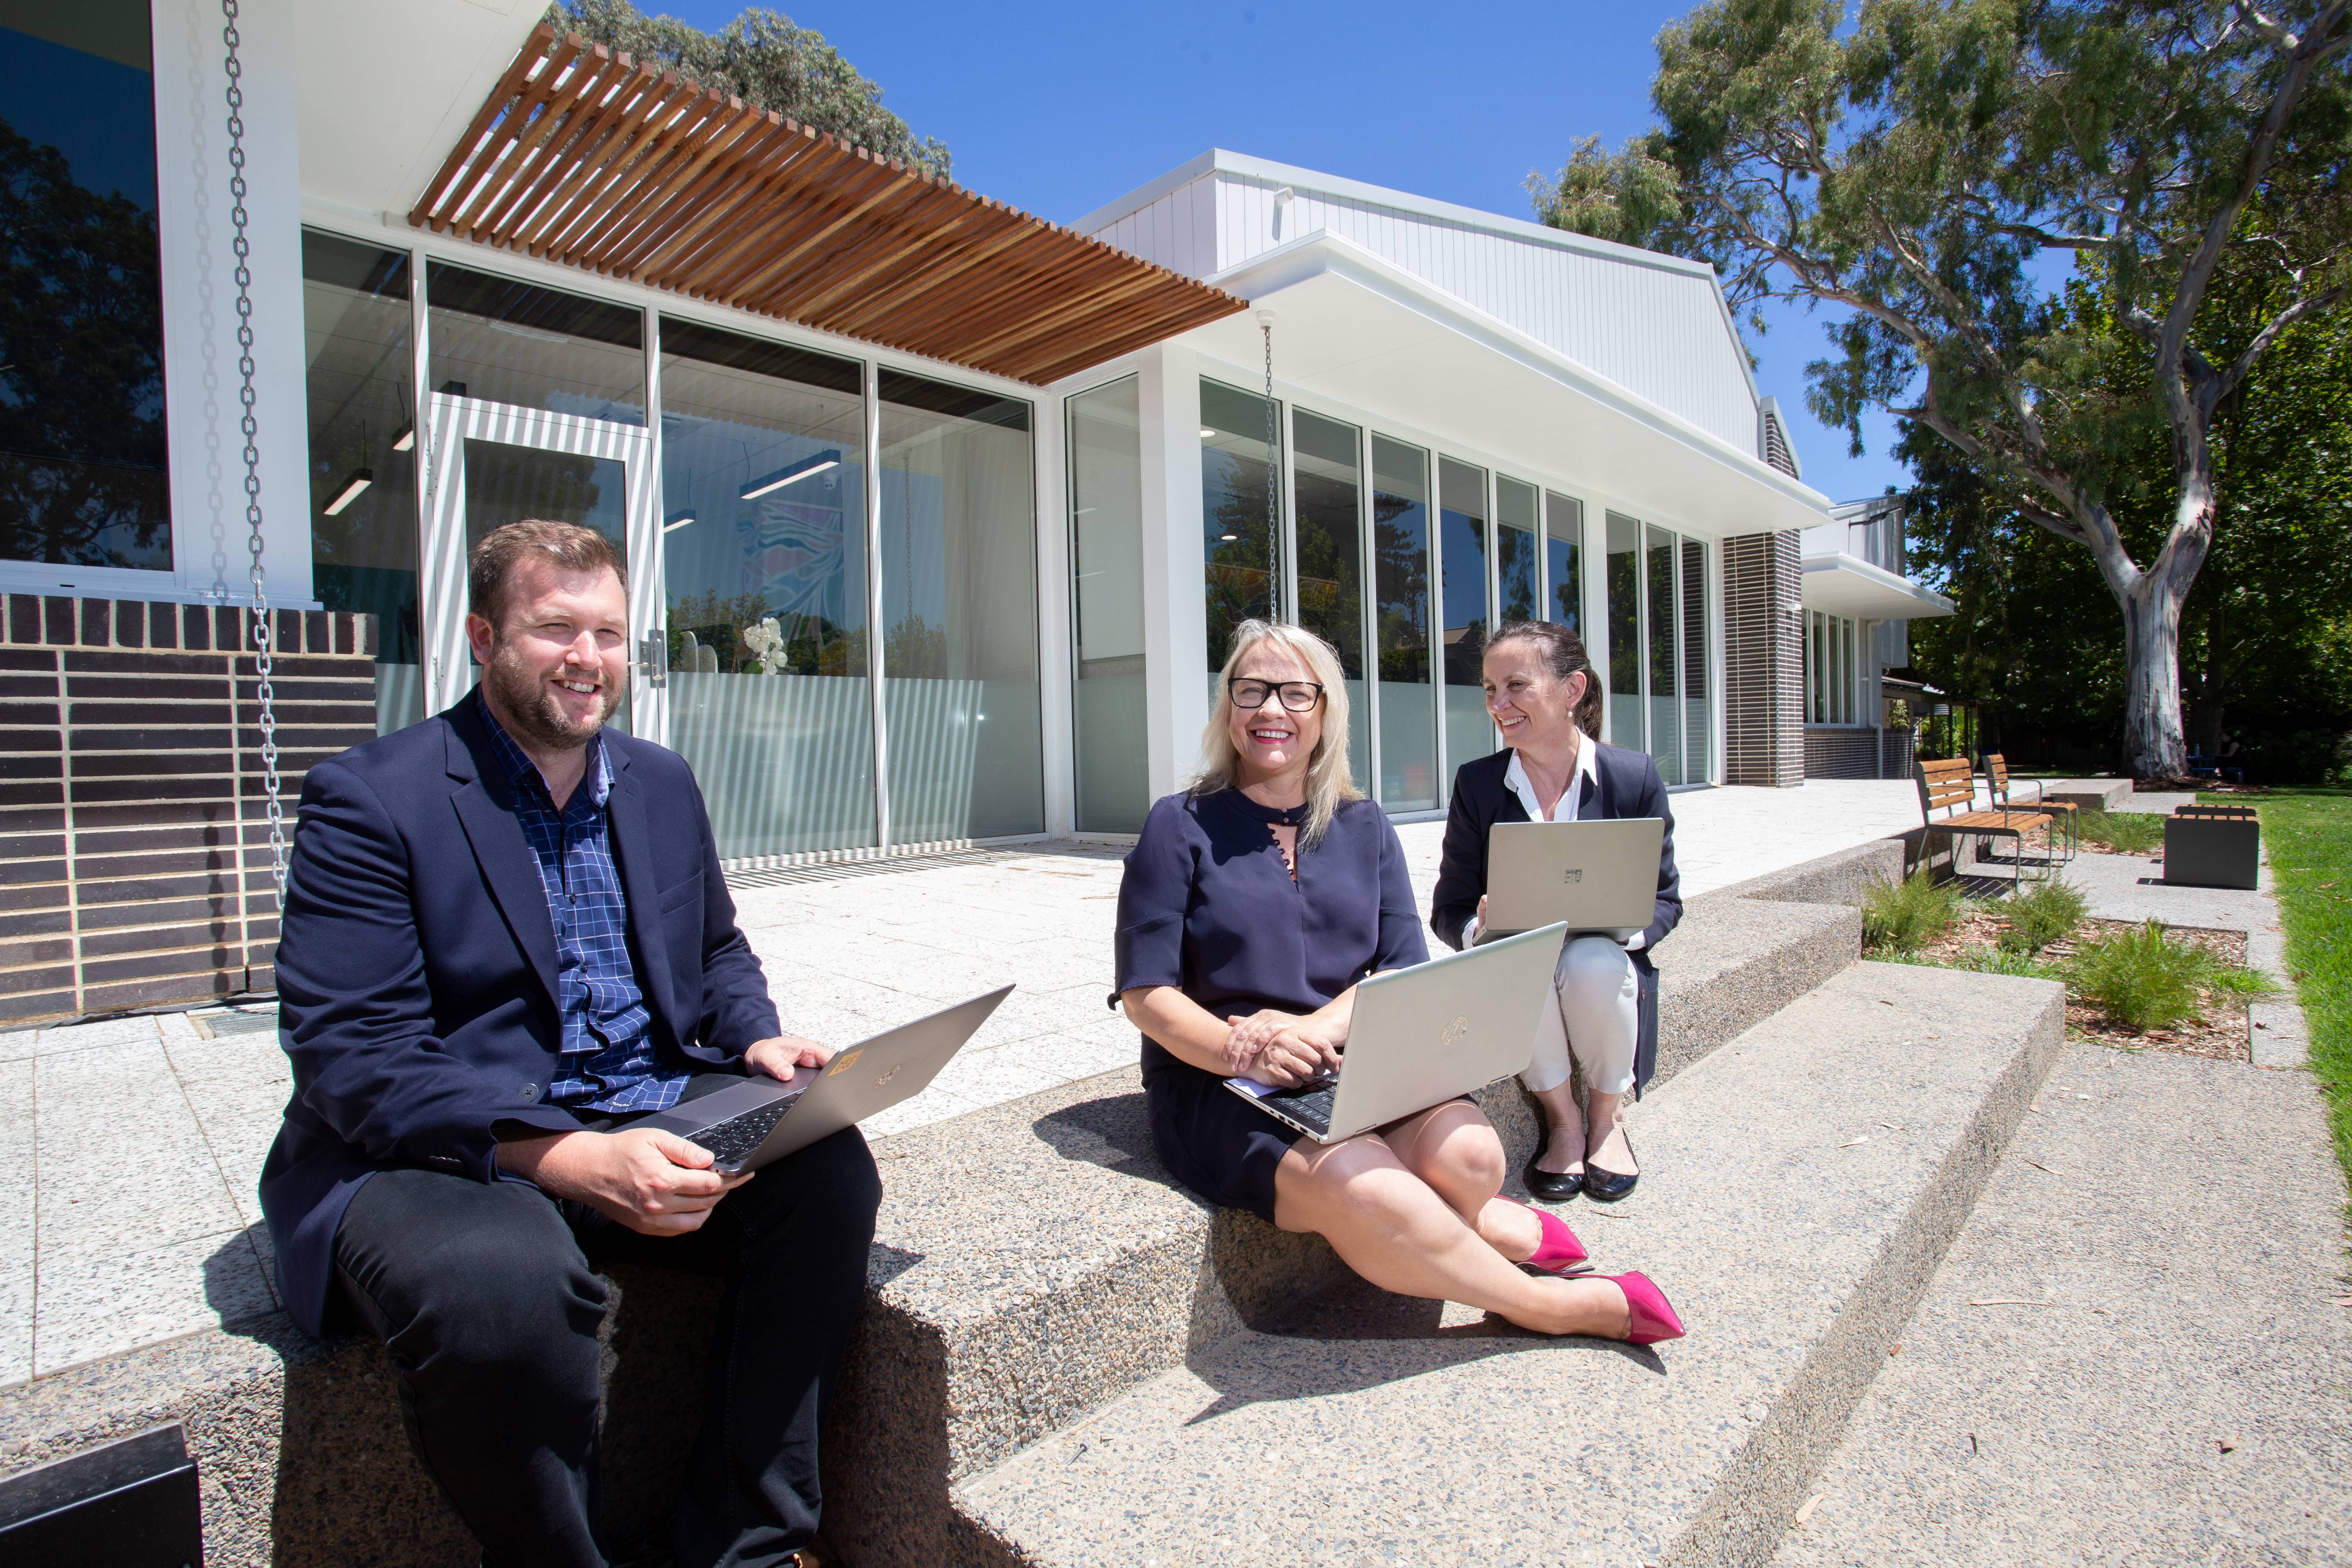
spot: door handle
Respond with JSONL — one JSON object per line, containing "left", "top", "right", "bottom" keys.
{"left": 637, "top": 632, "right": 668, "bottom": 689}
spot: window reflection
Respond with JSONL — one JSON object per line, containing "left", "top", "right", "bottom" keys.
{"left": 302, "top": 231, "right": 420, "bottom": 734}
{"left": 426, "top": 263, "right": 644, "bottom": 424}
{"left": 659, "top": 319, "right": 872, "bottom": 856}
{"left": 0, "top": 7, "right": 169, "bottom": 569}
{"left": 1439, "top": 457, "right": 1492, "bottom": 781}
{"left": 1681, "top": 538, "right": 1709, "bottom": 782}
{"left": 1605, "top": 512, "right": 1642, "bottom": 749}
{"left": 1069, "top": 376, "right": 1146, "bottom": 833}
{"left": 1545, "top": 492, "right": 1583, "bottom": 634}
{"left": 880, "top": 370, "right": 1041, "bottom": 842}
{"left": 1292, "top": 409, "right": 1369, "bottom": 790}
{"left": 1497, "top": 478, "right": 1540, "bottom": 626}
{"left": 1372, "top": 436, "right": 1434, "bottom": 810}
{"left": 1648, "top": 524, "right": 1680, "bottom": 783}
{"left": 1199, "top": 379, "right": 1281, "bottom": 669}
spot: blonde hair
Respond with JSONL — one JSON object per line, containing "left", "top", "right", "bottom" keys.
{"left": 1192, "top": 619, "right": 1362, "bottom": 846}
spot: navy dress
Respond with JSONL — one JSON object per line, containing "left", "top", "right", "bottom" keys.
{"left": 1114, "top": 788, "right": 1429, "bottom": 1221}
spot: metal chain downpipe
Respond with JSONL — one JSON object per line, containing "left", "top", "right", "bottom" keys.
{"left": 223, "top": 0, "right": 287, "bottom": 910}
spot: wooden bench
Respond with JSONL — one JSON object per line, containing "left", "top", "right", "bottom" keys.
{"left": 1914, "top": 757, "right": 2058, "bottom": 877}
{"left": 1985, "top": 753, "right": 2079, "bottom": 859}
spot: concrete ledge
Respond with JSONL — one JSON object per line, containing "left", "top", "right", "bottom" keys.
{"left": 2040, "top": 778, "right": 2132, "bottom": 812}
{"left": 954, "top": 962, "right": 2066, "bottom": 1568}
{"left": 1, "top": 836, "right": 1908, "bottom": 1567}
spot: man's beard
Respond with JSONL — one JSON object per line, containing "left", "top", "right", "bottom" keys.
{"left": 481, "top": 638, "right": 624, "bottom": 751}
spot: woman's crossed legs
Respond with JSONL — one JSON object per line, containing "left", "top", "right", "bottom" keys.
{"left": 1271, "top": 1099, "right": 1631, "bottom": 1338}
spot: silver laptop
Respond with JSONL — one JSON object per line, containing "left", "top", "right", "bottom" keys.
{"left": 1225, "top": 925, "right": 1567, "bottom": 1143}
{"left": 637, "top": 986, "right": 1011, "bottom": 1173}
{"left": 1477, "top": 819, "right": 1664, "bottom": 944}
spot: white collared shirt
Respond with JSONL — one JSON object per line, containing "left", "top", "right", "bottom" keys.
{"left": 1478, "top": 738, "right": 1646, "bottom": 950}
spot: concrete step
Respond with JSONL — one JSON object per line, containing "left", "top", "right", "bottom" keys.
{"left": 1769, "top": 1042, "right": 2352, "bottom": 1568}
{"left": 0, "top": 840, "right": 1890, "bottom": 1568}
{"left": 946, "top": 961, "right": 2064, "bottom": 1568}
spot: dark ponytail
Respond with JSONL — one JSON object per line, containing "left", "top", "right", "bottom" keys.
{"left": 1488, "top": 620, "right": 1604, "bottom": 738}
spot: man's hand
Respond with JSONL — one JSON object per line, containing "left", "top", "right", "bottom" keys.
{"left": 496, "top": 1127, "right": 749, "bottom": 1235}
{"left": 744, "top": 1033, "right": 832, "bottom": 1081}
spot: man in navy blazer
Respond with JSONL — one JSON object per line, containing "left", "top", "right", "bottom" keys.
{"left": 262, "top": 519, "right": 878, "bottom": 1568}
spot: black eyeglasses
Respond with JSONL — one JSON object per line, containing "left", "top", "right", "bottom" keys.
{"left": 1229, "top": 678, "right": 1326, "bottom": 713}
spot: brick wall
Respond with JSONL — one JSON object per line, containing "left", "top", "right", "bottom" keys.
{"left": 0, "top": 598, "right": 379, "bottom": 1025}
{"left": 1722, "top": 531, "right": 1804, "bottom": 787}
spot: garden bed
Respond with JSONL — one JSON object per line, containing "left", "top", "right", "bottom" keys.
{"left": 1885, "top": 899, "right": 2258, "bottom": 1062}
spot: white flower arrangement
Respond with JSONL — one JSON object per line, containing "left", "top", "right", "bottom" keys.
{"left": 741, "top": 616, "right": 785, "bottom": 675}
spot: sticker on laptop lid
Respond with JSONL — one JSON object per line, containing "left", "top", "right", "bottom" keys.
{"left": 827, "top": 1049, "right": 864, "bottom": 1075}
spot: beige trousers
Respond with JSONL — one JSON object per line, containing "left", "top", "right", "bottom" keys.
{"left": 1521, "top": 934, "right": 1640, "bottom": 1098}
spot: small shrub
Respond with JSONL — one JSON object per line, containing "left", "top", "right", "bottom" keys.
{"left": 2062, "top": 922, "right": 2272, "bottom": 1029}
{"left": 1932, "top": 946, "right": 2060, "bottom": 979}
{"left": 1862, "top": 869, "right": 1964, "bottom": 954}
{"left": 2076, "top": 809, "right": 2166, "bottom": 854}
{"left": 1999, "top": 876, "right": 2088, "bottom": 953}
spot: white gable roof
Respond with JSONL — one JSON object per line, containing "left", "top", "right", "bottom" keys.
{"left": 1075, "top": 150, "right": 1768, "bottom": 459}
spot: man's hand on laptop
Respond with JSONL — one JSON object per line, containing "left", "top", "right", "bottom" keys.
{"left": 744, "top": 1033, "right": 833, "bottom": 1081}
{"left": 496, "top": 1128, "right": 751, "bottom": 1236}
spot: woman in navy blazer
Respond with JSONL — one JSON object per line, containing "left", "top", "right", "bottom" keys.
{"left": 1430, "top": 621, "right": 1681, "bottom": 1203}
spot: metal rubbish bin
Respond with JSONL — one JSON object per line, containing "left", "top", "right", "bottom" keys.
{"left": 2162, "top": 804, "right": 2260, "bottom": 891}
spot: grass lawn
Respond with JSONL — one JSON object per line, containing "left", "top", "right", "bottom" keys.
{"left": 2242, "top": 787, "right": 2352, "bottom": 1183}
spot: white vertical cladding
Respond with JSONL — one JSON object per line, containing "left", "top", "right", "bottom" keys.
{"left": 1034, "top": 390, "right": 1076, "bottom": 836}
{"left": 154, "top": 0, "right": 315, "bottom": 603}
{"left": 1182, "top": 168, "right": 1761, "bottom": 456}
{"left": 1135, "top": 345, "right": 1209, "bottom": 802}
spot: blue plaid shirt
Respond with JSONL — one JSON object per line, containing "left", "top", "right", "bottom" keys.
{"left": 480, "top": 704, "right": 689, "bottom": 1115}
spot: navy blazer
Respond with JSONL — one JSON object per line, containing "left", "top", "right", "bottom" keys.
{"left": 260, "top": 694, "right": 780, "bottom": 1337}
{"left": 1429, "top": 742, "right": 1683, "bottom": 1090}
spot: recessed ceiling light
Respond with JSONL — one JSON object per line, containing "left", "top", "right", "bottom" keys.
{"left": 322, "top": 469, "right": 373, "bottom": 515}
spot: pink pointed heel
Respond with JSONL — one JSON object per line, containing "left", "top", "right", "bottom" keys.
{"left": 1599, "top": 1271, "right": 1686, "bottom": 1344}
{"left": 1502, "top": 1196, "right": 1588, "bottom": 1273}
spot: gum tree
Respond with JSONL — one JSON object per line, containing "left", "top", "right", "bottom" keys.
{"left": 1608, "top": 0, "right": 2351, "bottom": 777}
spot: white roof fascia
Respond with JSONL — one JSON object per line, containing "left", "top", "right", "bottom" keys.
{"left": 1801, "top": 553, "right": 1956, "bottom": 619}
{"left": 1201, "top": 228, "right": 1831, "bottom": 518}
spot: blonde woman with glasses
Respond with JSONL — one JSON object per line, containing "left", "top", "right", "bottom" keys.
{"left": 1112, "top": 620, "right": 1683, "bottom": 1344}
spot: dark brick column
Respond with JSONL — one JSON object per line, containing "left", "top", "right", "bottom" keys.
{"left": 0, "top": 598, "right": 379, "bottom": 1024}
{"left": 1721, "top": 532, "right": 1804, "bottom": 787}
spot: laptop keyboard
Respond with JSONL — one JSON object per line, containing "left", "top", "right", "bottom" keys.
{"left": 690, "top": 1089, "right": 805, "bottom": 1171}
{"left": 1257, "top": 1078, "right": 1338, "bottom": 1136}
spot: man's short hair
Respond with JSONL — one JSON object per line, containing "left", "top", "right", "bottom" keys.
{"left": 468, "top": 519, "right": 628, "bottom": 630}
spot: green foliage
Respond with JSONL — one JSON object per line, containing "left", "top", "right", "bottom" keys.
{"left": 2254, "top": 788, "right": 2352, "bottom": 1181}
{"left": 2076, "top": 808, "right": 2168, "bottom": 853}
{"left": 548, "top": 1, "right": 949, "bottom": 178}
{"left": 1637, "top": 0, "right": 2352, "bottom": 776}
{"left": 1922, "top": 944, "right": 2061, "bottom": 978}
{"left": 2063, "top": 920, "right": 2272, "bottom": 1029}
{"left": 1999, "top": 876, "right": 2087, "bottom": 952}
{"left": 1861, "top": 869, "right": 1965, "bottom": 953}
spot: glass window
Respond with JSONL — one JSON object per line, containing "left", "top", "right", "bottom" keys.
{"left": 658, "top": 318, "right": 873, "bottom": 857}
{"left": 426, "top": 262, "right": 645, "bottom": 423}
{"left": 1545, "top": 492, "right": 1583, "bottom": 634}
{"left": 1292, "top": 409, "right": 1369, "bottom": 791}
{"left": 1681, "top": 538, "right": 1709, "bottom": 783}
{"left": 1372, "top": 436, "right": 1434, "bottom": 810}
{"left": 302, "top": 231, "right": 421, "bottom": 735}
{"left": 0, "top": 4, "right": 169, "bottom": 569}
{"left": 1199, "top": 379, "right": 1281, "bottom": 670}
{"left": 1496, "top": 478, "right": 1539, "bottom": 626}
{"left": 1068, "top": 375, "right": 1147, "bottom": 834}
{"left": 879, "top": 369, "right": 1041, "bottom": 842}
{"left": 1605, "top": 513, "right": 1642, "bottom": 749}
{"left": 1647, "top": 524, "right": 1681, "bottom": 783}
{"left": 1439, "top": 457, "right": 1492, "bottom": 784}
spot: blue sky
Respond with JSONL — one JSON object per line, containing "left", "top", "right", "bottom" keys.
{"left": 649, "top": 0, "right": 1908, "bottom": 502}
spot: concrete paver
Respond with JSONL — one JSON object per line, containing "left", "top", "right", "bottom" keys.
{"left": 1771, "top": 1043, "right": 2352, "bottom": 1568}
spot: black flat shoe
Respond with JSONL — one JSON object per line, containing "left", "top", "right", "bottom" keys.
{"left": 1582, "top": 1132, "right": 1639, "bottom": 1203}
{"left": 1525, "top": 1159, "right": 1584, "bottom": 1202}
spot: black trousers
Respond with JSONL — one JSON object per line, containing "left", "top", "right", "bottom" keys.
{"left": 332, "top": 1091, "right": 881, "bottom": 1568}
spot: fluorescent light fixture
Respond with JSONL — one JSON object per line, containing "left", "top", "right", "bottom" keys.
{"left": 1220, "top": 532, "right": 1238, "bottom": 541}
{"left": 662, "top": 510, "right": 696, "bottom": 533}
{"left": 741, "top": 449, "right": 842, "bottom": 501}
{"left": 322, "top": 469, "right": 374, "bottom": 516}
{"left": 392, "top": 426, "right": 414, "bottom": 452}
{"left": 1198, "top": 427, "right": 1216, "bottom": 438}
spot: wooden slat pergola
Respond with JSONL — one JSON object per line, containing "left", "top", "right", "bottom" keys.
{"left": 410, "top": 24, "right": 1245, "bottom": 386}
